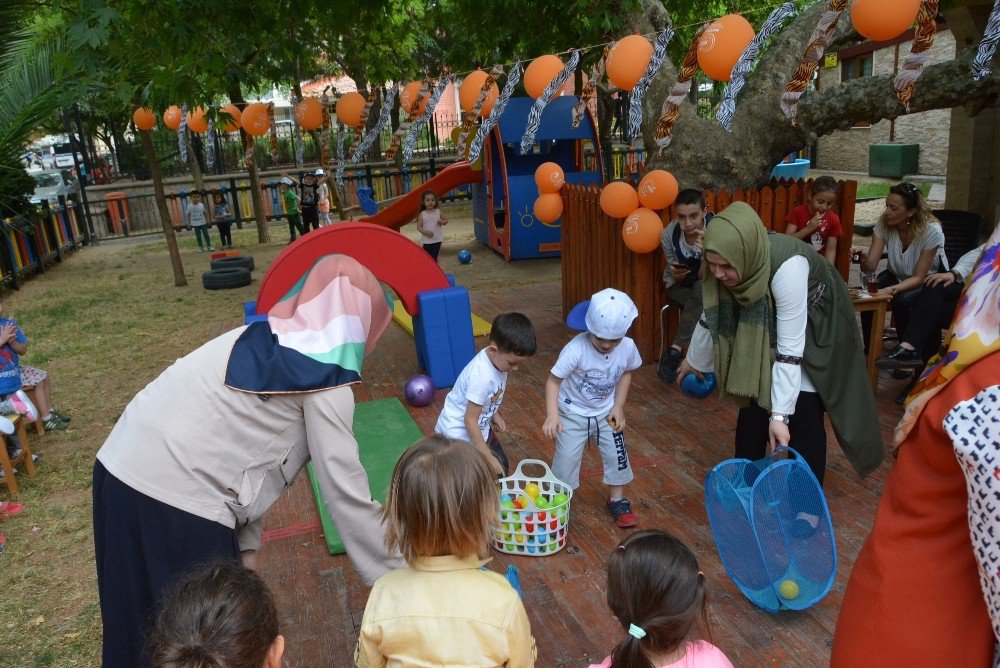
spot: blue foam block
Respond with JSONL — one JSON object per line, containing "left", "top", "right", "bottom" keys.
{"left": 412, "top": 286, "right": 476, "bottom": 389}
{"left": 244, "top": 313, "right": 268, "bottom": 326}
{"left": 243, "top": 301, "right": 257, "bottom": 317}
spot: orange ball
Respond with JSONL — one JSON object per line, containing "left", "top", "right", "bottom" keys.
{"left": 600, "top": 181, "right": 640, "bottom": 219}
{"left": 336, "top": 92, "right": 367, "bottom": 127}
{"left": 851, "top": 0, "right": 921, "bottom": 41}
{"left": 534, "top": 162, "right": 565, "bottom": 194}
{"left": 534, "top": 194, "right": 563, "bottom": 224}
{"left": 400, "top": 82, "right": 430, "bottom": 115}
{"left": 187, "top": 107, "right": 208, "bottom": 133}
{"left": 697, "top": 14, "right": 755, "bottom": 82}
{"left": 524, "top": 55, "right": 565, "bottom": 99}
{"left": 607, "top": 35, "right": 654, "bottom": 91}
{"left": 219, "top": 104, "right": 242, "bottom": 132}
{"left": 637, "top": 170, "right": 679, "bottom": 210}
{"left": 133, "top": 107, "right": 156, "bottom": 131}
{"left": 460, "top": 71, "right": 500, "bottom": 117}
{"left": 295, "top": 98, "right": 323, "bottom": 131}
{"left": 622, "top": 207, "right": 664, "bottom": 253}
{"left": 241, "top": 103, "right": 270, "bottom": 136}
{"left": 163, "top": 105, "right": 183, "bottom": 131}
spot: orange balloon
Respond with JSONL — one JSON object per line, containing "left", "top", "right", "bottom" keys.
{"left": 400, "top": 82, "right": 430, "bottom": 115}
{"left": 220, "top": 104, "right": 242, "bottom": 132}
{"left": 534, "top": 162, "right": 565, "bottom": 194}
{"left": 524, "top": 55, "right": 565, "bottom": 99}
{"left": 600, "top": 181, "right": 640, "bottom": 219}
{"left": 622, "top": 207, "right": 664, "bottom": 253}
{"left": 697, "top": 14, "right": 755, "bottom": 82}
{"left": 851, "top": 0, "right": 921, "bottom": 41}
{"left": 336, "top": 92, "right": 367, "bottom": 127}
{"left": 637, "top": 170, "right": 679, "bottom": 210}
{"left": 133, "top": 107, "right": 156, "bottom": 131}
{"left": 187, "top": 107, "right": 208, "bottom": 133}
{"left": 241, "top": 103, "right": 270, "bottom": 136}
{"left": 534, "top": 194, "right": 563, "bottom": 224}
{"left": 607, "top": 35, "right": 654, "bottom": 91}
{"left": 460, "top": 71, "right": 500, "bottom": 117}
{"left": 295, "top": 98, "right": 323, "bottom": 131}
{"left": 163, "top": 105, "right": 183, "bottom": 131}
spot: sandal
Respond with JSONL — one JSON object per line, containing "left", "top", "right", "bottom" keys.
{"left": 0, "top": 501, "right": 25, "bottom": 519}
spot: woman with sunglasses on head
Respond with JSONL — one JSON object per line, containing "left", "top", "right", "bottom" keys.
{"left": 852, "top": 183, "right": 946, "bottom": 400}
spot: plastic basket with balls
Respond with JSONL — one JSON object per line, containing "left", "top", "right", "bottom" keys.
{"left": 493, "top": 459, "right": 573, "bottom": 557}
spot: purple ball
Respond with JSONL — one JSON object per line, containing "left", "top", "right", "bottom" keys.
{"left": 404, "top": 374, "right": 436, "bottom": 407}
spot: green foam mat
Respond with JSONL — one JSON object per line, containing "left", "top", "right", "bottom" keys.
{"left": 308, "top": 397, "right": 425, "bottom": 555}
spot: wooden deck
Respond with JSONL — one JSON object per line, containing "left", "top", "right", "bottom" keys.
{"left": 246, "top": 281, "right": 907, "bottom": 667}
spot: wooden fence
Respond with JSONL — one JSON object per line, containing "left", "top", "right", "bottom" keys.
{"left": 561, "top": 178, "right": 858, "bottom": 362}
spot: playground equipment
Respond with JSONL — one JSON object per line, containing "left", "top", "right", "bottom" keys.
{"left": 253, "top": 222, "right": 475, "bottom": 388}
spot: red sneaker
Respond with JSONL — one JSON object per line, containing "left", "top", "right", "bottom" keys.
{"left": 607, "top": 498, "right": 638, "bottom": 528}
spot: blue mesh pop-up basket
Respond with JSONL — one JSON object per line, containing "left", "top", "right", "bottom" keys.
{"left": 705, "top": 447, "right": 836, "bottom": 613}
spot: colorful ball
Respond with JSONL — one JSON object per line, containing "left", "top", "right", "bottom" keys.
{"left": 404, "top": 374, "right": 436, "bottom": 407}
{"left": 534, "top": 162, "right": 565, "bottom": 194}
{"left": 697, "top": 14, "right": 755, "bottom": 82}
{"left": 637, "top": 170, "right": 679, "bottom": 210}
{"left": 779, "top": 579, "right": 800, "bottom": 600}
{"left": 535, "top": 496, "right": 551, "bottom": 510}
{"left": 851, "top": 0, "right": 921, "bottom": 41}
{"left": 457, "top": 249, "right": 473, "bottom": 264}
{"left": 133, "top": 107, "right": 156, "bottom": 131}
{"left": 163, "top": 105, "right": 183, "bottom": 131}
{"left": 607, "top": 35, "right": 654, "bottom": 91}
{"left": 622, "top": 207, "right": 665, "bottom": 254}
{"left": 680, "top": 371, "right": 717, "bottom": 399}
{"left": 241, "top": 103, "right": 270, "bottom": 136}
{"left": 295, "top": 97, "right": 323, "bottom": 131}
{"left": 524, "top": 483, "right": 540, "bottom": 499}
{"left": 533, "top": 194, "right": 563, "bottom": 224}
{"left": 599, "top": 181, "right": 640, "bottom": 219}
{"left": 336, "top": 92, "right": 367, "bottom": 127}
{"left": 524, "top": 55, "right": 565, "bottom": 99}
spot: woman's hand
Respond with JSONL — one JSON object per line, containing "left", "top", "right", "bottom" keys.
{"left": 542, "top": 414, "right": 562, "bottom": 439}
{"left": 668, "top": 263, "right": 690, "bottom": 281}
{"left": 674, "top": 358, "right": 703, "bottom": 386}
{"left": 925, "top": 271, "right": 956, "bottom": 288}
{"left": 850, "top": 246, "right": 866, "bottom": 264}
{"left": 768, "top": 420, "right": 790, "bottom": 454}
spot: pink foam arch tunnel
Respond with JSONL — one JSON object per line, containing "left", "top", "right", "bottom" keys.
{"left": 255, "top": 222, "right": 451, "bottom": 316}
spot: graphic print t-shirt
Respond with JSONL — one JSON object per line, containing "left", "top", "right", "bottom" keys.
{"left": 435, "top": 347, "right": 507, "bottom": 442}
{"left": 551, "top": 333, "right": 642, "bottom": 417}
{"left": 0, "top": 317, "right": 26, "bottom": 395}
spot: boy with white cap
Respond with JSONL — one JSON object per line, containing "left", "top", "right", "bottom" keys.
{"left": 542, "top": 288, "right": 643, "bottom": 527}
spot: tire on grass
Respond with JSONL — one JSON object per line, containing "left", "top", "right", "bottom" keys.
{"left": 202, "top": 267, "right": 252, "bottom": 290}
{"left": 210, "top": 255, "right": 255, "bottom": 271}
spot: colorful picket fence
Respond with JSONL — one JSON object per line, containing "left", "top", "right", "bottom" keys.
{"left": 561, "top": 179, "right": 858, "bottom": 362}
{"left": 1, "top": 203, "right": 87, "bottom": 288}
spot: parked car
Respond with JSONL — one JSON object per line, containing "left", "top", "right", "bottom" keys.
{"left": 29, "top": 169, "right": 80, "bottom": 206}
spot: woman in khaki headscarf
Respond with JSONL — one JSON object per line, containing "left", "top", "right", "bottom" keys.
{"left": 677, "top": 202, "right": 883, "bottom": 485}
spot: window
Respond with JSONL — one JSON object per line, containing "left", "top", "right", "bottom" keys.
{"left": 841, "top": 54, "right": 873, "bottom": 82}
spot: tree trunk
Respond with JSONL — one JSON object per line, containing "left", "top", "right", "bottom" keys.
{"left": 140, "top": 130, "right": 187, "bottom": 287}
{"left": 228, "top": 87, "right": 271, "bottom": 243}
{"left": 186, "top": 129, "right": 206, "bottom": 193}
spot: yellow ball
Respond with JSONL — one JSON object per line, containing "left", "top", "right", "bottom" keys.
{"left": 779, "top": 580, "right": 799, "bottom": 600}
{"left": 525, "top": 483, "right": 540, "bottom": 499}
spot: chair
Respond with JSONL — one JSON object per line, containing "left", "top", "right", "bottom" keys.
{"left": 0, "top": 416, "right": 36, "bottom": 497}
{"left": 934, "top": 209, "right": 985, "bottom": 268}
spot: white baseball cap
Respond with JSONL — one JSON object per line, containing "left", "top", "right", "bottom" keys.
{"left": 280, "top": 176, "right": 293, "bottom": 186}
{"left": 314, "top": 168, "right": 325, "bottom": 176}
{"left": 585, "top": 288, "right": 638, "bottom": 339}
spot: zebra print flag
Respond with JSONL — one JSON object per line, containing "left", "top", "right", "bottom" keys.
{"left": 520, "top": 50, "right": 580, "bottom": 154}
{"left": 469, "top": 61, "right": 522, "bottom": 164}
{"left": 629, "top": 25, "right": 675, "bottom": 144}
{"left": 352, "top": 84, "right": 398, "bottom": 164}
{"left": 404, "top": 76, "right": 452, "bottom": 163}
{"left": 972, "top": 0, "right": 1000, "bottom": 80}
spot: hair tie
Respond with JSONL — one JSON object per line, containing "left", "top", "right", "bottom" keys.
{"left": 628, "top": 623, "right": 646, "bottom": 639}
{"left": 698, "top": 571, "right": 704, "bottom": 578}
{"left": 618, "top": 544, "right": 626, "bottom": 551}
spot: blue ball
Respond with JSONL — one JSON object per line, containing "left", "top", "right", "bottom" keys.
{"left": 681, "top": 371, "right": 717, "bottom": 399}
{"left": 457, "top": 249, "right": 472, "bottom": 264}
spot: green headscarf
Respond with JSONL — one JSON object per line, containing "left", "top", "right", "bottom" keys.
{"left": 701, "top": 202, "right": 773, "bottom": 409}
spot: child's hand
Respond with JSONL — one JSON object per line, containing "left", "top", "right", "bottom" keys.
{"left": 422, "top": 230, "right": 433, "bottom": 238}
{"left": 607, "top": 407, "right": 625, "bottom": 431}
{"left": 674, "top": 359, "right": 704, "bottom": 386}
{"left": 542, "top": 415, "right": 562, "bottom": 439}
{"left": 491, "top": 414, "right": 506, "bottom": 433}
{"left": 0, "top": 324, "right": 15, "bottom": 345}
{"left": 440, "top": 216, "right": 448, "bottom": 225}
{"left": 668, "top": 263, "right": 690, "bottom": 281}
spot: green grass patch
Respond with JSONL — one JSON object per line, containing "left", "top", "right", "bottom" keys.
{"left": 856, "top": 181, "right": 931, "bottom": 200}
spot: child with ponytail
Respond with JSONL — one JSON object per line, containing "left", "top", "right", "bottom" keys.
{"left": 591, "top": 530, "right": 732, "bottom": 668}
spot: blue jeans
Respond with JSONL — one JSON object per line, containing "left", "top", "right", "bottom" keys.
{"left": 192, "top": 225, "right": 211, "bottom": 249}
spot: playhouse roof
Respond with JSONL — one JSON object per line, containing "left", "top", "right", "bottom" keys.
{"left": 497, "top": 96, "right": 596, "bottom": 143}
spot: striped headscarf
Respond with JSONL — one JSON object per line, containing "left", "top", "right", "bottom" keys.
{"left": 225, "top": 254, "right": 391, "bottom": 394}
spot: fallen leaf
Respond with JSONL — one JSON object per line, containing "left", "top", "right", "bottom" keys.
{"left": 64, "top": 631, "right": 81, "bottom": 639}
{"left": 28, "top": 615, "right": 44, "bottom": 627}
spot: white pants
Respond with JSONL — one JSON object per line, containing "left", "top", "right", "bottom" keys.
{"left": 551, "top": 408, "right": 634, "bottom": 491}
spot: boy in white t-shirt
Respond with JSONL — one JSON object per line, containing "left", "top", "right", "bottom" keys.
{"left": 543, "top": 289, "right": 643, "bottom": 527}
{"left": 435, "top": 313, "right": 536, "bottom": 475}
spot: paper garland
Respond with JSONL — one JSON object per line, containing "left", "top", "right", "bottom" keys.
{"left": 628, "top": 26, "right": 676, "bottom": 144}
{"left": 335, "top": 122, "right": 347, "bottom": 192}
{"left": 717, "top": 3, "right": 798, "bottom": 131}
{"left": 205, "top": 119, "right": 215, "bottom": 170}
{"left": 404, "top": 76, "right": 452, "bottom": 163}
{"left": 780, "top": 0, "right": 848, "bottom": 122}
{"left": 267, "top": 102, "right": 279, "bottom": 161}
{"left": 469, "top": 61, "right": 522, "bottom": 164}
{"left": 291, "top": 95, "right": 305, "bottom": 165}
{"left": 572, "top": 44, "right": 611, "bottom": 129}
{"left": 972, "top": 0, "right": 1000, "bottom": 81}
{"left": 352, "top": 84, "right": 398, "bottom": 164}
{"left": 178, "top": 105, "right": 188, "bottom": 164}
{"left": 320, "top": 92, "right": 331, "bottom": 168}
{"left": 386, "top": 79, "right": 431, "bottom": 160}
{"left": 654, "top": 25, "right": 705, "bottom": 153}
{"left": 348, "top": 91, "right": 378, "bottom": 160}
{"left": 894, "top": 0, "right": 941, "bottom": 111}
{"left": 457, "top": 66, "right": 504, "bottom": 155}
{"left": 520, "top": 50, "right": 580, "bottom": 154}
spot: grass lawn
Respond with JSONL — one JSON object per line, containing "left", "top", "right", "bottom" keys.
{"left": 855, "top": 181, "right": 931, "bottom": 200}
{"left": 0, "top": 208, "right": 558, "bottom": 667}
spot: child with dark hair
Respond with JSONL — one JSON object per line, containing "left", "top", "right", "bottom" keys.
{"left": 784, "top": 176, "right": 842, "bottom": 265}
{"left": 151, "top": 560, "right": 284, "bottom": 668}
{"left": 356, "top": 436, "right": 536, "bottom": 666}
{"left": 591, "top": 530, "right": 732, "bottom": 668}
{"left": 211, "top": 192, "right": 235, "bottom": 250}
{"left": 415, "top": 190, "right": 448, "bottom": 261}
{"left": 435, "top": 313, "right": 536, "bottom": 476}
{"left": 658, "top": 188, "right": 711, "bottom": 383}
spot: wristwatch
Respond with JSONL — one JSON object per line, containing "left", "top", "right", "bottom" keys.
{"left": 769, "top": 413, "right": 791, "bottom": 425}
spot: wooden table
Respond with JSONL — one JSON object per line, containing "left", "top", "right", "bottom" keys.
{"left": 852, "top": 291, "right": 893, "bottom": 392}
